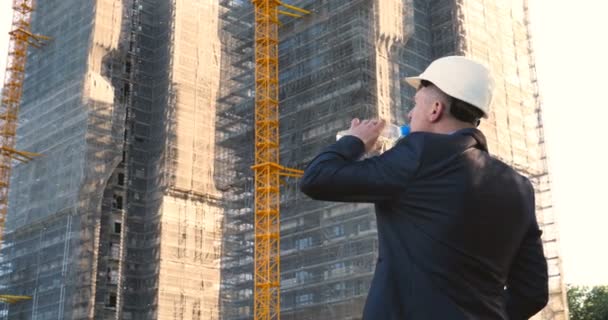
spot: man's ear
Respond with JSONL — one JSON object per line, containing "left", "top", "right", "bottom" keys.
{"left": 429, "top": 101, "right": 446, "bottom": 122}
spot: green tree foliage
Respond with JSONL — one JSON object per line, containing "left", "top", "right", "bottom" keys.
{"left": 567, "top": 285, "right": 608, "bottom": 320}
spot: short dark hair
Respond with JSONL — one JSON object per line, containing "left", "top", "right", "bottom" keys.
{"left": 449, "top": 98, "right": 484, "bottom": 126}
{"left": 420, "top": 80, "right": 483, "bottom": 126}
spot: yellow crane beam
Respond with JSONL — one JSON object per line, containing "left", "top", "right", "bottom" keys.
{"left": 251, "top": 1, "right": 308, "bottom": 319}
{"left": 0, "top": 295, "right": 31, "bottom": 304}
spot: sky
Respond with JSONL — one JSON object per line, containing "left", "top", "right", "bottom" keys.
{"left": 528, "top": 0, "right": 608, "bottom": 285}
{"left": 0, "top": 1, "right": 607, "bottom": 286}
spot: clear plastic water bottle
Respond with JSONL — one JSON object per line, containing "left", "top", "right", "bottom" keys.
{"left": 336, "top": 123, "right": 410, "bottom": 157}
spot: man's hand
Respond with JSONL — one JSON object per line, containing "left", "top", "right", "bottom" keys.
{"left": 344, "top": 118, "right": 386, "bottom": 153}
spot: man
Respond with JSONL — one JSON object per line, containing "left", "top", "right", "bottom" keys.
{"left": 299, "top": 56, "right": 549, "bottom": 319}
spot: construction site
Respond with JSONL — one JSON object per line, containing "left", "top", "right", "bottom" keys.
{"left": 0, "top": 0, "right": 567, "bottom": 319}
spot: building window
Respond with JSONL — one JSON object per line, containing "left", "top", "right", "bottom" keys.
{"left": 357, "top": 220, "right": 370, "bottom": 233}
{"left": 332, "top": 262, "right": 345, "bottom": 270}
{"left": 114, "top": 222, "right": 122, "bottom": 234}
{"left": 237, "top": 306, "right": 250, "bottom": 316}
{"left": 110, "top": 242, "right": 120, "bottom": 258}
{"left": 296, "top": 270, "right": 311, "bottom": 283}
{"left": 112, "top": 194, "right": 123, "bottom": 210}
{"left": 355, "top": 279, "right": 367, "bottom": 295}
{"left": 331, "top": 225, "right": 344, "bottom": 238}
{"left": 123, "top": 83, "right": 130, "bottom": 100}
{"left": 107, "top": 293, "right": 117, "bottom": 308}
{"left": 295, "top": 237, "right": 312, "bottom": 250}
{"left": 296, "top": 293, "right": 313, "bottom": 306}
{"left": 117, "top": 173, "right": 125, "bottom": 186}
{"left": 108, "top": 268, "right": 119, "bottom": 284}
{"left": 333, "top": 282, "right": 345, "bottom": 292}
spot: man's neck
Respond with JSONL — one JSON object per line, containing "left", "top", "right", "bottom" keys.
{"left": 431, "top": 121, "right": 475, "bottom": 135}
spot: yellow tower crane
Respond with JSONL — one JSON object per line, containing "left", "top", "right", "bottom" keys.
{"left": 0, "top": 0, "right": 48, "bottom": 304}
{"left": 250, "top": 1, "right": 309, "bottom": 319}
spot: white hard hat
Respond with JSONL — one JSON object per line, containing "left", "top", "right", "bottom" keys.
{"left": 405, "top": 56, "right": 494, "bottom": 118}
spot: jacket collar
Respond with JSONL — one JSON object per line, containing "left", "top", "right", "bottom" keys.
{"left": 453, "top": 128, "right": 489, "bottom": 152}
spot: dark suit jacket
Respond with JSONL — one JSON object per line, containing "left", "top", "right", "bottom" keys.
{"left": 300, "top": 128, "right": 548, "bottom": 320}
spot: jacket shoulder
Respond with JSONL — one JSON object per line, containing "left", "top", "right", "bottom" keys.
{"left": 405, "top": 131, "right": 479, "bottom": 166}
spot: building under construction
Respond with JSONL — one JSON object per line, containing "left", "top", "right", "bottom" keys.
{"left": 1, "top": 0, "right": 224, "bottom": 318}
{"left": 0, "top": 0, "right": 566, "bottom": 319}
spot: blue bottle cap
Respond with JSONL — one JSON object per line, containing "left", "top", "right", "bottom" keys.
{"left": 400, "top": 125, "right": 410, "bottom": 137}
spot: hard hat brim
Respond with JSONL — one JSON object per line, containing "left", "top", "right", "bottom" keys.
{"left": 404, "top": 76, "right": 421, "bottom": 89}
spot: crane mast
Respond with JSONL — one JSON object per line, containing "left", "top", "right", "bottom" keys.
{"left": 251, "top": 1, "right": 308, "bottom": 319}
{"left": 1, "top": 0, "right": 48, "bottom": 250}
{"left": 0, "top": 0, "right": 49, "bottom": 305}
